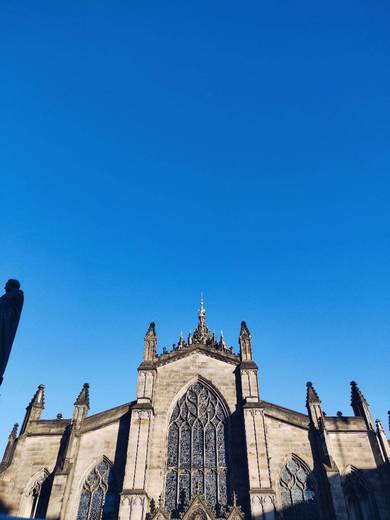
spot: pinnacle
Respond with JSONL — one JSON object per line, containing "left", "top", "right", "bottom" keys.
{"left": 75, "top": 383, "right": 90, "bottom": 409}
{"left": 146, "top": 322, "right": 156, "bottom": 336}
{"left": 350, "top": 380, "right": 367, "bottom": 405}
{"left": 240, "top": 321, "right": 250, "bottom": 336}
{"left": 29, "top": 384, "right": 45, "bottom": 408}
{"left": 306, "top": 381, "right": 321, "bottom": 404}
{"left": 9, "top": 423, "right": 18, "bottom": 439}
{"left": 193, "top": 297, "right": 211, "bottom": 344}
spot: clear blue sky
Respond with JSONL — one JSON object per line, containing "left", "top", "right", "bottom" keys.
{"left": 1, "top": 1, "right": 389, "bottom": 452}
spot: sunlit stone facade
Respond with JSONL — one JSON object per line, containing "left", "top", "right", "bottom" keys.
{"left": 1, "top": 303, "right": 389, "bottom": 519}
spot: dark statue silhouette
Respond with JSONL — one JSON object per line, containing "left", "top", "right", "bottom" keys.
{"left": 0, "top": 279, "right": 24, "bottom": 386}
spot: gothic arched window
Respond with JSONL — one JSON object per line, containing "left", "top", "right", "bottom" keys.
{"left": 165, "top": 381, "right": 229, "bottom": 517}
{"left": 343, "top": 468, "right": 378, "bottom": 520}
{"left": 279, "top": 457, "right": 318, "bottom": 519}
{"left": 20, "top": 468, "right": 51, "bottom": 519}
{"left": 77, "top": 458, "right": 116, "bottom": 520}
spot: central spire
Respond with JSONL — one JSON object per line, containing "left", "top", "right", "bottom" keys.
{"left": 193, "top": 293, "right": 211, "bottom": 343}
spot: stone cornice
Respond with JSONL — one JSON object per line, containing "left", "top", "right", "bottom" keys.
{"left": 239, "top": 360, "right": 258, "bottom": 370}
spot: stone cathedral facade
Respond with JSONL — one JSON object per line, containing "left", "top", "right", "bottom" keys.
{"left": 1, "top": 303, "right": 389, "bottom": 520}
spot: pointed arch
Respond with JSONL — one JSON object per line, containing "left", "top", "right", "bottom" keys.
{"left": 19, "top": 468, "right": 50, "bottom": 518}
{"left": 164, "top": 378, "right": 231, "bottom": 518}
{"left": 278, "top": 454, "right": 318, "bottom": 519}
{"left": 165, "top": 376, "right": 231, "bottom": 429}
{"left": 76, "top": 456, "right": 117, "bottom": 520}
{"left": 342, "top": 466, "right": 379, "bottom": 520}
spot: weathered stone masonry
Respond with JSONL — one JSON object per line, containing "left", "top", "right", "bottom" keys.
{"left": 1, "top": 302, "right": 389, "bottom": 519}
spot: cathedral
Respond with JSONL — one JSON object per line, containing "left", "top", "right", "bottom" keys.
{"left": 0, "top": 302, "right": 389, "bottom": 520}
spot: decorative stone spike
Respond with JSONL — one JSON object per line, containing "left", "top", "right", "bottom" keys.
{"left": 306, "top": 381, "right": 321, "bottom": 404}
{"left": 144, "top": 322, "right": 157, "bottom": 361}
{"left": 29, "top": 384, "right": 45, "bottom": 409}
{"left": 351, "top": 380, "right": 367, "bottom": 406}
{"left": 74, "top": 383, "right": 90, "bottom": 409}
{"left": 193, "top": 296, "right": 212, "bottom": 344}
{"left": 0, "top": 423, "right": 19, "bottom": 470}
{"left": 350, "top": 381, "right": 374, "bottom": 429}
{"left": 20, "top": 385, "right": 45, "bottom": 435}
{"left": 239, "top": 321, "right": 252, "bottom": 361}
{"left": 220, "top": 330, "right": 226, "bottom": 348}
{"left": 376, "top": 418, "right": 390, "bottom": 462}
{"left": 9, "top": 423, "right": 18, "bottom": 440}
{"left": 178, "top": 331, "right": 185, "bottom": 348}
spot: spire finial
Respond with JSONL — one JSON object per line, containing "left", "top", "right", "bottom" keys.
{"left": 144, "top": 322, "right": 157, "bottom": 361}
{"left": 75, "top": 383, "right": 90, "bottom": 409}
{"left": 350, "top": 380, "right": 367, "bottom": 405}
{"left": 29, "top": 384, "right": 45, "bottom": 409}
{"left": 199, "top": 292, "right": 205, "bottom": 316}
{"left": 306, "top": 381, "right": 321, "bottom": 405}
{"left": 193, "top": 293, "right": 211, "bottom": 343}
{"left": 239, "top": 321, "right": 252, "bottom": 360}
{"left": 350, "top": 381, "right": 374, "bottom": 429}
{"left": 9, "top": 423, "right": 18, "bottom": 439}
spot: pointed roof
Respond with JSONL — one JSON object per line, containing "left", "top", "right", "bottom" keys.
{"left": 75, "top": 383, "right": 90, "bottom": 409}
{"left": 28, "top": 384, "right": 45, "bottom": 409}
{"left": 9, "top": 423, "right": 18, "bottom": 440}
{"left": 306, "top": 381, "right": 321, "bottom": 404}
{"left": 181, "top": 495, "right": 216, "bottom": 520}
{"left": 145, "top": 321, "right": 156, "bottom": 338}
{"left": 226, "top": 498, "right": 245, "bottom": 520}
{"left": 350, "top": 380, "right": 368, "bottom": 406}
{"left": 240, "top": 320, "right": 251, "bottom": 338}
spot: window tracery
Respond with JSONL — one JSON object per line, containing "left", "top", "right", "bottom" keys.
{"left": 76, "top": 459, "right": 116, "bottom": 520}
{"left": 279, "top": 457, "right": 317, "bottom": 519}
{"left": 165, "top": 381, "right": 229, "bottom": 517}
{"left": 21, "top": 468, "right": 50, "bottom": 519}
{"left": 343, "top": 469, "right": 378, "bottom": 520}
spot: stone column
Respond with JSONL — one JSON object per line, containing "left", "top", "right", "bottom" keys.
{"left": 119, "top": 405, "right": 153, "bottom": 520}
{"left": 46, "top": 384, "right": 89, "bottom": 520}
{"left": 243, "top": 405, "right": 276, "bottom": 520}
{"left": 306, "top": 382, "right": 348, "bottom": 520}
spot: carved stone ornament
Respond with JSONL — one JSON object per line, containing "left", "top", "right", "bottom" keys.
{"left": 180, "top": 495, "right": 216, "bottom": 520}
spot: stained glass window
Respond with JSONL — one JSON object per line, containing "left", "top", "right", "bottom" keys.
{"left": 77, "top": 459, "right": 116, "bottom": 520}
{"left": 280, "top": 457, "right": 318, "bottom": 520}
{"left": 165, "top": 381, "right": 229, "bottom": 517}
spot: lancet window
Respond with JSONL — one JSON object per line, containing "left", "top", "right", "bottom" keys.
{"left": 165, "top": 381, "right": 229, "bottom": 517}
{"left": 29, "top": 477, "right": 49, "bottom": 518}
{"left": 279, "top": 457, "right": 318, "bottom": 519}
{"left": 76, "top": 458, "right": 116, "bottom": 520}
{"left": 343, "top": 468, "right": 378, "bottom": 520}
{"left": 21, "top": 468, "right": 50, "bottom": 519}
